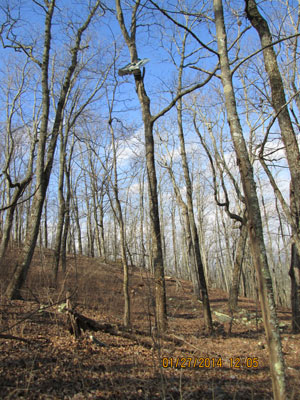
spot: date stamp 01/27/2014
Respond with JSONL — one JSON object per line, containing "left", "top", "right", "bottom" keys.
{"left": 161, "top": 357, "right": 259, "bottom": 369}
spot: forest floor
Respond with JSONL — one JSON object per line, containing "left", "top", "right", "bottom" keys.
{"left": 0, "top": 248, "right": 299, "bottom": 399}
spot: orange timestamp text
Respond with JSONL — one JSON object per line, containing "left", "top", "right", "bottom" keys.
{"left": 161, "top": 357, "right": 259, "bottom": 369}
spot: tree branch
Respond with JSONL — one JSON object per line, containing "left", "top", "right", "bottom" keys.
{"left": 149, "top": 0, "right": 219, "bottom": 56}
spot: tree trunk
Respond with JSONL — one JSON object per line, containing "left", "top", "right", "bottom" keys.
{"left": 139, "top": 173, "right": 146, "bottom": 269}
{"left": 115, "top": 0, "right": 167, "bottom": 333}
{"left": 245, "top": 0, "right": 300, "bottom": 207}
{"left": 61, "top": 165, "right": 71, "bottom": 274}
{"left": 113, "top": 215, "right": 118, "bottom": 262}
{"left": 5, "top": 0, "right": 56, "bottom": 299}
{"left": 99, "top": 191, "right": 106, "bottom": 261}
{"left": 109, "top": 115, "right": 131, "bottom": 328}
{"left": 214, "top": 0, "right": 287, "bottom": 398}
{"left": 92, "top": 192, "right": 102, "bottom": 258}
{"left": 135, "top": 75, "right": 167, "bottom": 333}
{"left": 84, "top": 178, "right": 94, "bottom": 258}
{"left": 228, "top": 224, "right": 247, "bottom": 312}
{"left": 0, "top": 135, "right": 35, "bottom": 263}
{"left": 0, "top": 185, "right": 27, "bottom": 263}
{"left": 159, "top": 179, "right": 167, "bottom": 264}
{"left": 72, "top": 188, "right": 83, "bottom": 256}
{"left": 53, "top": 131, "right": 67, "bottom": 282}
{"left": 196, "top": 188, "right": 209, "bottom": 285}
{"left": 168, "top": 167, "right": 199, "bottom": 294}
{"left": 6, "top": 184, "right": 48, "bottom": 299}
{"left": 289, "top": 184, "right": 300, "bottom": 332}
{"left": 289, "top": 243, "right": 300, "bottom": 332}
{"left": 246, "top": 0, "right": 300, "bottom": 334}
{"left": 215, "top": 209, "right": 229, "bottom": 292}
{"left": 176, "top": 46, "right": 213, "bottom": 332}
{"left": 171, "top": 201, "right": 178, "bottom": 277}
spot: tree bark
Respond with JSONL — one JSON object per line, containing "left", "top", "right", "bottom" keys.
{"left": 289, "top": 184, "right": 300, "bottom": 332}
{"left": 139, "top": 173, "right": 146, "bottom": 269}
{"left": 171, "top": 200, "right": 178, "bottom": 277}
{"left": 176, "top": 36, "right": 213, "bottom": 332}
{"left": 228, "top": 224, "right": 247, "bottom": 312}
{"left": 109, "top": 114, "right": 131, "bottom": 328}
{"left": 0, "top": 182, "right": 30, "bottom": 263}
{"left": 245, "top": 0, "right": 300, "bottom": 335}
{"left": 53, "top": 130, "right": 67, "bottom": 282}
{"left": 115, "top": 0, "right": 167, "bottom": 333}
{"left": 214, "top": 1, "right": 287, "bottom": 398}
{"left": 245, "top": 0, "right": 300, "bottom": 222}
{"left": 61, "top": 163, "right": 71, "bottom": 273}
{"left": 72, "top": 186, "right": 83, "bottom": 256}
{"left": 0, "top": 68, "right": 36, "bottom": 264}
{"left": 98, "top": 191, "right": 106, "bottom": 261}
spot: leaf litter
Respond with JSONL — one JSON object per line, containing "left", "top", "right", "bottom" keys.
{"left": 0, "top": 253, "right": 299, "bottom": 399}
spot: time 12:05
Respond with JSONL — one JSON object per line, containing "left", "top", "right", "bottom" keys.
{"left": 229, "top": 357, "right": 259, "bottom": 368}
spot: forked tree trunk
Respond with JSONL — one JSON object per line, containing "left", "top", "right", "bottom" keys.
{"left": 213, "top": 1, "right": 287, "bottom": 398}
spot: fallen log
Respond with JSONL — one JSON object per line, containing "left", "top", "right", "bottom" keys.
{"left": 64, "top": 292, "right": 184, "bottom": 348}
{"left": 65, "top": 309, "right": 184, "bottom": 349}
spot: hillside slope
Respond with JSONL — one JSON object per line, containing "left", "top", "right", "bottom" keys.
{"left": 0, "top": 251, "right": 299, "bottom": 399}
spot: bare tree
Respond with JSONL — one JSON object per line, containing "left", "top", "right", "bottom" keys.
{"left": 3, "top": 0, "right": 105, "bottom": 299}
{"left": 52, "top": 61, "right": 111, "bottom": 282}
{"left": 175, "top": 26, "right": 213, "bottom": 332}
{"left": 115, "top": 0, "right": 218, "bottom": 333}
{"left": 213, "top": 0, "right": 286, "bottom": 397}
{"left": 245, "top": 0, "right": 300, "bottom": 334}
{"left": 115, "top": 0, "right": 167, "bottom": 333}
{"left": 0, "top": 59, "right": 37, "bottom": 264}
{"left": 107, "top": 83, "right": 131, "bottom": 328}
{"left": 193, "top": 117, "right": 247, "bottom": 313}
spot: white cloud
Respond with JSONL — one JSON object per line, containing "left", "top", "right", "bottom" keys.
{"left": 116, "top": 128, "right": 144, "bottom": 165}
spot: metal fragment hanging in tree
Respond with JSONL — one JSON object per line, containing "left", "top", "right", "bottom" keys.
{"left": 118, "top": 58, "right": 150, "bottom": 76}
